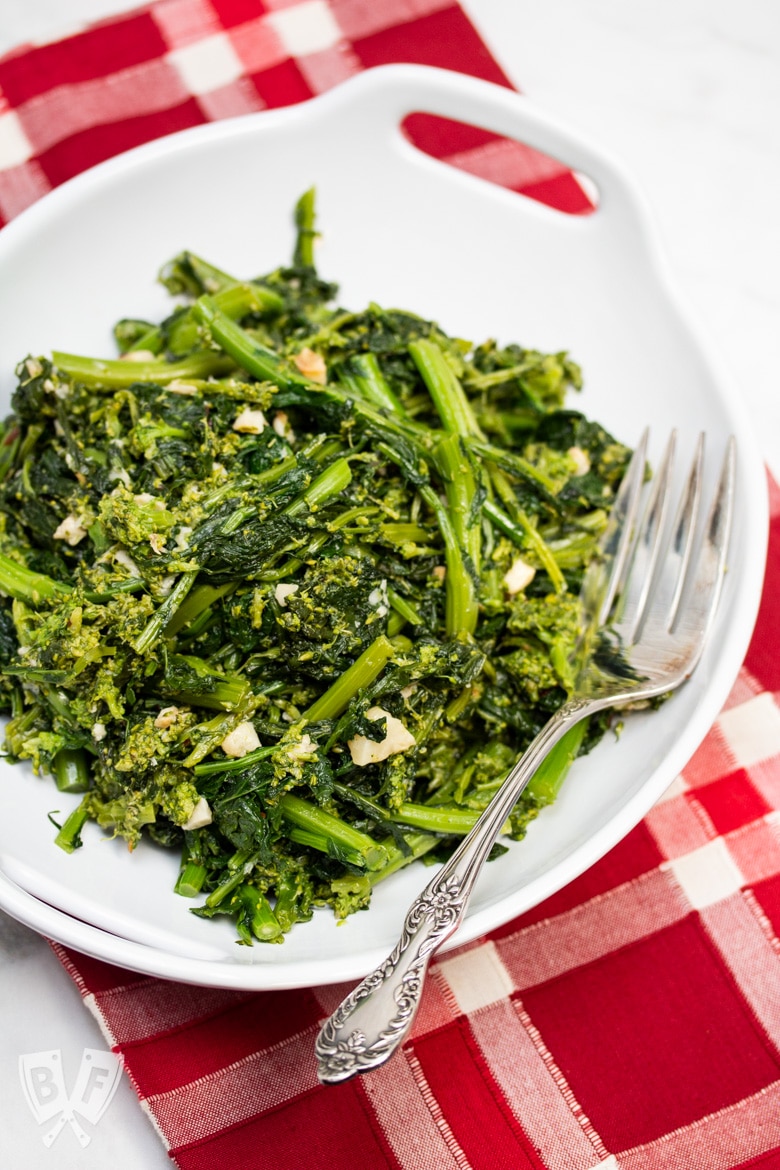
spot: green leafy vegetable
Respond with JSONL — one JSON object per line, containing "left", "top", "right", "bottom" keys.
{"left": 0, "top": 190, "right": 631, "bottom": 943}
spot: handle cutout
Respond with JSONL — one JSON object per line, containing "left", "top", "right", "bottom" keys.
{"left": 401, "top": 112, "right": 598, "bottom": 215}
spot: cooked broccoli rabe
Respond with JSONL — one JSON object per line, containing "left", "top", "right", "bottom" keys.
{"left": 0, "top": 191, "right": 630, "bottom": 943}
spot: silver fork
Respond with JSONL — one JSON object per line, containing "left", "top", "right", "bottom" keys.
{"left": 315, "top": 430, "right": 735, "bottom": 1084}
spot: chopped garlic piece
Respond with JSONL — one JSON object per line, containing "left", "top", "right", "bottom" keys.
{"left": 568, "top": 445, "right": 591, "bottom": 476}
{"left": 287, "top": 733, "right": 317, "bottom": 761}
{"left": 53, "top": 515, "right": 87, "bottom": 546}
{"left": 113, "top": 548, "right": 141, "bottom": 577}
{"left": 348, "top": 707, "right": 416, "bottom": 766}
{"left": 149, "top": 532, "right": 166, "bottom": 554}
{"left": 432, "top": 565, "right": 446, "bottom": 583}
{"left": 232, "top": 408, "right": 266, "bottom": 434}
{"left": 221, "top": 722, "right": 261, "bottom": 758}
{"left": 275, "top": 582, "right": 299, "bottom": 607}
{"left": 25, "top": 358, "right": 43, "bottom": 378}
{"left": 503, "top": 557, "right": 536, "bottom": 595}
{"left": 272, "top": 411, "right": 295, "bottom": 441}
{"left": 121, "top": 349, "right": 157, "bottom": 362}
{"left": 182, "top": 797, "right": 213, "bottom": 831}
{"left": 154, "top": 706, "right": 180, "bottom": 730}
{"left": 166, "top": 379, "right": 198, "bottom": 396}
{"left": 92, "top": 722, "right": 107, "bottom": 742}
{"left": 400, "top": 683, "right": 418, "bottom": 701}
{"left": 293, "top": 347, "right": 327, "bottom": 384}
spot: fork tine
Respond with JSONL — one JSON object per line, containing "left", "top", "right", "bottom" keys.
{"left": 643, "top": 433, "right": 704, "bottom": 634}
{"left": 671, "top": 436, "right": 736, "bottom": 657}
{"left": 595, "top": 427, "right": 649, "bottom": 626}
{"left": 615, "top": 430, "right": 677, "bottom": 644}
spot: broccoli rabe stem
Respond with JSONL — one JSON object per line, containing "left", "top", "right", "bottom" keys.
{"left": 0, "top": 553, "right": 70, "bottom": 605}
{"left": 192, "top": 296, "right": 305, "bottom": 389}
{"left": 52, "top": 748, "right": 90, "bottom": 794}
{"left": 368, "top": 832, "right": 441, "bottom": 884}
{"left": 388, "top": 802, "right": 511, "bottom": 836}
{"left": 525, "top": 719, "right": 587, "bottom": 803}
{"left": 165, "top": 583, "right": 235, "bottom": 638}
{"left": 482, "top": 497, "right": 565, "bottom": 594}
{"left": 418, "top": 483, "right": 478, "bottom": 636}
{"left": 174, "top": 844, "right": 208, "bottom": 897}
{"left": 293, "top": 187, "right": 318, "bottom": 269}
{"left": 52, "top": 349, "right": 234, "bottom": 388}
{"left": 435, "top": 433, "right": 482, "bottom": 576}
{"left": 55, "top": 798, "right": 90, "bottom": 854}
{"left": 130, "top": 282, "right": 283, "bottom": 357}
{"left": 279, "top": 794, "right": 389, "bottom": 871}
{"left": 339, "top": 352, "right": 410, "bottom": 419}
{"left": 283, "top": 457, "right": 352, "bottom": 517}
{"left": 234, "top": 884, "right": 283, "bottom": 943}
{"left": 409, "top": 338, "right": 484, "bottom": 439}
{"left": 132, "top": 571, "right": 198, "bottom": 654}
{"left": 304, "top": 634, "right": 396, "bottom": 722}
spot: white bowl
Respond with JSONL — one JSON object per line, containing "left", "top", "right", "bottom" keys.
{"left": 0, "top": 64, "right": 767, "bottom": 989}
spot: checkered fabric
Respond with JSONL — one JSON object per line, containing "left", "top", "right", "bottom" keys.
{"left": 2, "top": 3, "right": 779, "bottom": 1168}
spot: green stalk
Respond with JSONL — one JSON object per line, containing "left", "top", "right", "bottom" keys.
{"left": 386, "top": 587, "right": 424, "bottom": 627}
{"left": 193, "top": 744, "right": 277, "bottom": 776}
{"left": 205, "top": 848, "right": 261, "bottom": 907}
{"left": 388, "top": 802, "right": 511, "bottom": 836}
{"left": 339, "top": 352, "right": 409, "bottom": 419}
{"left": 192, "top": 296, "right": 306, "bottom": 388}
{"left": 419, "top": 483, "right": 478, "bottom": 637}
{"left": 293, "top": 187, "right": 318, "bottom": 268}
{"left": 436, "top": 432, "right": 482, "bottom": 574}
{"left": 132, "top": 571, "right": 198, "bottom": 654}
{"left": 279, "top": 793, "right": 388, "bottom": 870}
{"left": 174, "top": 855, "right": 208, "bottom": 897}
{"left": 526, "top": 719, "right": 587, "bottom": 803}
{"left": 165, "top": 583, "right": 235, "bottom": 638}
{"left": 55, "top": 798, "right": 90, "bottom": 853}
{"left": 52, "top": 748, "right": 90, "bottom": 794}
{"left": 283, "top": 458, "right": 352, "bottom": 517}
{"left": 235, "top": 884, "right": 282, "bottom": 943}
{"left": 482, "top": 498, "right": 565, "bottom": 593}
{"left": 52, "top": 350, "right": 234, "bottom": 388}
{"left": 409, "top": 338, "right": 483, "bottom": 438}
{"left": 304, "top": 635, "right": 396, "bottom": 722}
{"left": 0, "top": 553, "right": 70, "bottom": 605}
{"left": 368, "top": 832, "right": 441, "bottom": 885}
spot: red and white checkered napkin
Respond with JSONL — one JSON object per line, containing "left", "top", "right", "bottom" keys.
{"left": 3, "top": 3, "right": 780, "bottom": 1168}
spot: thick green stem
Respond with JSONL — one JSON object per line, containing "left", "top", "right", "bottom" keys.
{"left": 293, "top": 187, "right": 318, "bottom": 269}
{"left": 279, "top": 794, "right": 388, "bottom": 870}
{"left": 132, "top": 571, "right": 198, "bottom": 654}
{"left": 304, "top": 634, "right": 396, "bottom": 722}
{"left": 526, "top": 719, "right": 587, "bottom": 803}
{"left": 0, "top": 553, "right": 70, "bottom": 605}
{"left": 340, "top": 352, "right": 409, "bottom": 419}
{"left": 52, "top": 748, "right": 90, "bottom": 794}
{"left": 55, "top": 798, "right": 90, "bottom": 853}
{"left": 388, "top": 801, "right": 511, "bottom": 836}
{"left": 52, "top": 350, "right": 233, "bottom": 388}
{"left": 409, "top": 338, "right": 483, "bottom": 438}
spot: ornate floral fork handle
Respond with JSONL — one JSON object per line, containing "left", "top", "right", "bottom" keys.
{"left": 315, "top": 431, "right": 734, "bottom": 1084}
{"left": 315, "top": 703, "right": 587, "bottom": 1083}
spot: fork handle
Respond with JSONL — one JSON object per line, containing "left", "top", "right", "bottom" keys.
{"left": 315, "top": 699, "right": 592, "bottom": 1083}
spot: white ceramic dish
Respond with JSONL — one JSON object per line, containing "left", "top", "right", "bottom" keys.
{"left": 0, "top": 65, "right": 767, "bottom": 989}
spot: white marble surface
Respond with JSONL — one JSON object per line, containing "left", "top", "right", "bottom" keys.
{"left": 0, "top": 2, "right": 778, "bottom": 1166}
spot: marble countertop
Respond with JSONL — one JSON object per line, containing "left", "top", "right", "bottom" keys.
{"left": 0, "top": 1, "right": 777, "bottom": 1165}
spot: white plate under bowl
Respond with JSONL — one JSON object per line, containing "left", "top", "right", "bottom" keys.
{"left": 0, "top": 65, "right": 767, "bottom": 989}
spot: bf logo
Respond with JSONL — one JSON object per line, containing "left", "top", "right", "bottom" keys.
{"left": 19, "top": 1048, "right": 123, "bottom": 1147}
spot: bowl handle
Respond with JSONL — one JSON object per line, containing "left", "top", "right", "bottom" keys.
{"left": 320, "top": 64, "right": 652, "bottom": 228}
